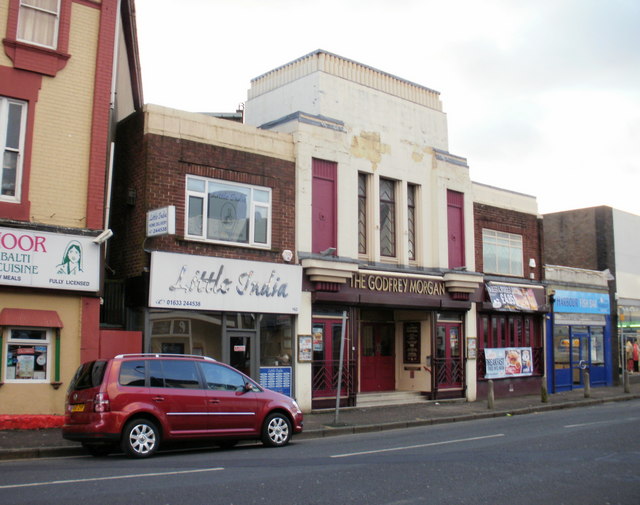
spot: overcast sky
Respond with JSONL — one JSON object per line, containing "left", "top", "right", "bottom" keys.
{"left": 134, "top": 0, "right": 640, "bottom": 216}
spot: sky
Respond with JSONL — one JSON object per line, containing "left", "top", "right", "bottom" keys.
{"left": 134, "top": 0, "right": 640, "bottom": 217}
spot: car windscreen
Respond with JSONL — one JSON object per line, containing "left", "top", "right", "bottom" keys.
{"left": 69, "top": 360, "right": 108, "bottom": 391}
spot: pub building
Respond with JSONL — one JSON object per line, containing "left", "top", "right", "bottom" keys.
{"left": 304, "top": 265, "right": 484, "bottom": 409}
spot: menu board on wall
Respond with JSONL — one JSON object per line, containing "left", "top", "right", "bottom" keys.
{"left": 403, "top": 322, "right": 421, "bottom": 364}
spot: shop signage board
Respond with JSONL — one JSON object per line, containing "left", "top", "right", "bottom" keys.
{"left": 487, "top": 284, "right": 538, "bottom": 311}
{"left": 149, "top": 251, "right": 302, "bottom": 314}
{"left": 484, "top": 347, "right": 533, "bottom": 379}
{"left": 259, "top": 366, "right": 292, "bottom": 397}
{"left": 147, "top": 206, "right": 176, "bottom": 237}
{"left": 351, "top": 272, "right": 446, "bottom": 296}
{"left": 553, "top": 290, "right": 610, "bottom": 314}
{"left": 0, "top": 226, "right": 101, "bottom": 292}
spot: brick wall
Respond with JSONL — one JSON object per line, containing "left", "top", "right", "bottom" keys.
{"left": 474, "top": 202, "right": 543, "bottom": 280}
{"left": 542, "top": 206, "right": 615, "bottom": 272}
{"left": 110, "top": 111, "right": 296, "bottom": 281}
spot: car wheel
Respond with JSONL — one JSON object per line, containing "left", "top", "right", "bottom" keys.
{"left": 261, "top": 413, "right": 292, "bottom": 447}
{"left": 121, "top": 418, "right": 160, "bottom": 458}
{"left": 82, "top": 443, "right": 114, "bottom": 457}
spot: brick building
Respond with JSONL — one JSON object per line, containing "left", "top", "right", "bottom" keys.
{"left": 0, "top": 0, "right": 142, "bottom": 425}
{"left": 107, "top": 105, "right": 301, "bottom": 398}
{"left": 544, "top": 206, "right": 640, "bottom": 387}
{"left": 472, "top": 183, "right": 547, "bottom": 398}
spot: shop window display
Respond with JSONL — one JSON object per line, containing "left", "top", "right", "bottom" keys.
{"left": 4, "top": 328, "right": 50, "bottom": 381}
{"left": 260, "top": 314, "right": 293, "bottom": 366}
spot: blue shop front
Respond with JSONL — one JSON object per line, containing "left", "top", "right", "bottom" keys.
{"left": 547, "top": 289, "right": 613, "bottom": 392}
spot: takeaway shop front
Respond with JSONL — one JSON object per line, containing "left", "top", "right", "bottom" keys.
{"left": 547, "top": 289, "right": 612, "bottom": 392}
{"left": 308, "top": 268, "right": 483, "bottom": 408}
{"left": 476, "top": 281, "right": 548, "bottom": 398}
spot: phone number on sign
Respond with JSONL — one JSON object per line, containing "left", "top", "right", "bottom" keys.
{"left": 158, "top": 299, "right": 201, "bottom": 307}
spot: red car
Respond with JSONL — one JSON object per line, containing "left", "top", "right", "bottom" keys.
{"left": 63, "top": 354, "right": 303, "bottom": 458}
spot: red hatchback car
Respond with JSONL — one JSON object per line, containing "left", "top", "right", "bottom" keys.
{"left": 63, "top": 354, "right": 303, "bottom": 458}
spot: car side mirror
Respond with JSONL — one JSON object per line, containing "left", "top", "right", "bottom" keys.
{"left": 243, "top": 382, "right": 253, "bottom": 393}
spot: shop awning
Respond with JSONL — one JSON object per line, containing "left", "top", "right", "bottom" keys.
{"left": 0, "top": 308, "right": 63, "bottom": 328}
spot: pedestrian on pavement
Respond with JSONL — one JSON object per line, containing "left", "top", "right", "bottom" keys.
{"left": 626, "top": 339, "right": 634, "bottom": 372}
{"left": 633, "top": 339, "right": 640, "bottom": 373}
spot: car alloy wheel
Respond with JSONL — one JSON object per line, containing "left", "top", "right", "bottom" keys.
{"left": 122, "top": 419, "right": 159, "bottom": 458}
{"left": 262, "top": 413, "right": 292, "bottom": 447}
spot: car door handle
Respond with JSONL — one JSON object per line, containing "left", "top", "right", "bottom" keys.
{"left": 152, "top": 396, "right": 165, "bottom": 402}
{"left": 208, "top": 399, "right": 220, "bottom": 404}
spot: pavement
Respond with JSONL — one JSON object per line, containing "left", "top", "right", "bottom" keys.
{"left": 2, "top": 381, "right": 640, "bottom": 461}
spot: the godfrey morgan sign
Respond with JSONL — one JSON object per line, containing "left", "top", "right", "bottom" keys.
{"left": 149, "top": 251, "right": 302, "bottom": 314}
{"left": 0, "top": 226, "right": 100, "bottom": 292}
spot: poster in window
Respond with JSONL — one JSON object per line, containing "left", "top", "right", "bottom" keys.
{"left": 403, "top": 322, "right": 421, "bottom": 364}
{"left": 484, "top": 347, "right": 533, "bottom": 379}
{"left": 312, "top": 326, "right": 324, "bottom": 351}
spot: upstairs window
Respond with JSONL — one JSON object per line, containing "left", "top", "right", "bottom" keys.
{"left": 0, "top": 97, "right": 27, "bottom": 202}
{"left": 407, "top": 184, "right": 417, "bottom": 261}
{"left": 17, "top": 0, "right": 60, "bottom": 49}
{"left": 358, "top": 173, "right": 368, "bottom": 255}
{"left": 186, "top": 175, "right": 271, "bottom": 248}
{"left": 379, "top": 178, "right": 396, "bottom": 257}
{"left": 482, "top": 229, "right": 523, "bottom": 276}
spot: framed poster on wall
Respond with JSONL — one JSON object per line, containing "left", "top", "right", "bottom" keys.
{"left": 298, "top": 335, "right": 312, "bottom": 362}
{"left": 403, "top": 322, "right": 421, "bottom": 364}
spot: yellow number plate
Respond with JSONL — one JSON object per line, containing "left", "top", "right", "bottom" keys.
{"left": 71, "top": 404, "right": 85, "bottom": 413}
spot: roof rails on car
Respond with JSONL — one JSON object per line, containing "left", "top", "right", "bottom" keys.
{"left": 114, "top": 353, "right": 217, "bottom": 361}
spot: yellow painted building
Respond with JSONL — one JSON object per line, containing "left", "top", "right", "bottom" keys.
{"left": 0, "top": 0, "right": 141, "bottom": 425}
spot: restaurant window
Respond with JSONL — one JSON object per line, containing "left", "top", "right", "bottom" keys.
{"left": 186, "top": 175, "right": 271, "bottom": 248}
{"left": 379, "top": 178, "right": 396, "bottom": 257}
{"left": 0, "top": 97, "right": 27, "bottom": 202}
{"left": 482, "top": 229, "right": 523, "bottom": 276}
{"left": 3, "top": 327, "right": 51, "bottom": 382}
{"left": 260, "top": 314, "right": 293, "bottom": 367}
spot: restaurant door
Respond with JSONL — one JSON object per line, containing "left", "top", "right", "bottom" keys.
{"left": 435, "top": 322, "right": 463, "bottom": 391}
{"left": 360, "top": 322, "right": 395, "bottom": 392}
{"left": 227, "top": 333, "right": 255, "bottom": 379}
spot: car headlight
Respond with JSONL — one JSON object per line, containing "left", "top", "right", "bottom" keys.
{"left": 291, "top": 399, "right": 302, "bottom": 414}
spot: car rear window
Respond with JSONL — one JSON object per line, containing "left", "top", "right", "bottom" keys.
{"left": 69, "top": 361, "right": 108, "bottom": 391}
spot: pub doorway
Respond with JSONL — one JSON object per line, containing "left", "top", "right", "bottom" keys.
{"left": 435, "top": 313, "right": 464, "bottom": 397}
{"left": 311, "top": 313, "right": 355, "bottom": 408}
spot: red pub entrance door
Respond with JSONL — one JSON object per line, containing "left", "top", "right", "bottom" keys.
{"left": 435, "top": 322, "right": 463, "bottom": 391}
{"left": 312, "top": 317, "right": 348, "bottom": 398}
{"left": 360, "top": 323, "right": 395, "bottom": 392}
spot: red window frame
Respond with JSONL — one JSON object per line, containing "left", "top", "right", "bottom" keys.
{"left": 3, "top": 0, "right": 72, "bottom": 77}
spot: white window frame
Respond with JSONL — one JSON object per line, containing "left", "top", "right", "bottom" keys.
{"left": 0, "top": 97, "right": 27, "bottom": 203}
{"left": 3, "top": 327, "right": 52, "bottom": 383}
{"left": 482, "top": 228, "right": 524, "bottom": 276}
{"left": 17, "top": 0, "right": 61, "bottom": 50}
{"left": 185, "top": 175, "right": 272, "bottom": 248}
